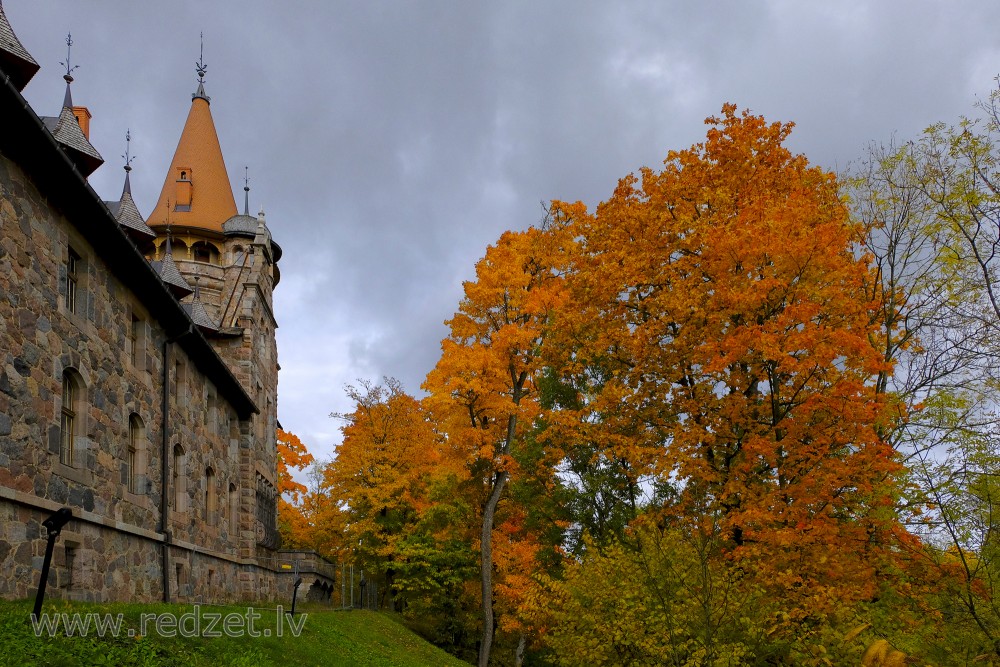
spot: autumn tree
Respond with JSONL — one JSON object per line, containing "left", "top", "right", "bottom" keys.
{"left": 546, "top": 105, "right": 907, "bottom": 623}
{"left": 277, "top": 428, "right": 315, "bottom": 501}
{"left": 275, "top": 428, "right": 316, "bottom": 549}
{"left": 848, "top": 83, "right": 1000, "bottom": 659}
{"left": 423, "top": 227, "right": 567, "bottom": 667}
{"left": 325, "top": 378, "right": 441, "bottom": 610}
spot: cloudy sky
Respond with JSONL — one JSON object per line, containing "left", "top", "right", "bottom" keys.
{"left": 7, "top": 1, "right": 1000, "bottom": 461}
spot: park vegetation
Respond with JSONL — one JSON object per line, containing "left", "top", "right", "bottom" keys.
{"left": 278, "top": 85, "right": 1000, "bottom": 666}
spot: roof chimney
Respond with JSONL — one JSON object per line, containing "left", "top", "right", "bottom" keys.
{"left": 71, "top": 106, "right": 91, "bottom": 139}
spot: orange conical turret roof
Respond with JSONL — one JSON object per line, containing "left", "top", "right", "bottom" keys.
{"left": 148, "top": 72, "right": 237, "bottom": 233}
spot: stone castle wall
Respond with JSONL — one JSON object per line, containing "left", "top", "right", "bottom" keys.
{"left": 0, "top": 136, "right": 325, "bottom": 603}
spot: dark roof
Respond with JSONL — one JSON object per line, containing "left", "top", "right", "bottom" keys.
{"left": 0, "top": 71, "right": 257, "bottom": 419}
{"left": 222, "top": 213, "right": 258, "bottom": 236}
{"left": 0, "top": 2, "right": 38, "bottom": 91}
{"left": 111, "top": 176, "right": 156, "bottom": 240}
{"left": 183, "top": 297, "right": 218, "bottom": 333}
{"left": 150, "top": 244, "right": 193, "bottom": 298}
{"left": 41, "top": 106, "right": 103, "bottom": 177}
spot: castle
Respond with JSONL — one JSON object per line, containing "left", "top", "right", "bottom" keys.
{"left": 0, "top": 3, "right": 334, "bottom": 603}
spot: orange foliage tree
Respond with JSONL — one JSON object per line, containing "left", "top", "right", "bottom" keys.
{"left": 546, "top": 105, "right": 908, "bottom": 617}
{"left": 276, "top": 428, "right": 314, "bottom": 501}
{"left": 325, "top": 378, "right": 441, "bottom": 608}
{"left": 275, "top": 428, "right": 316, "bottom": 550}
{"left": 423, "top": 227, "right": 567, "bottom": 667}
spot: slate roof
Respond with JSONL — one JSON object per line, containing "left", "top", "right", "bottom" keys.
{"left": 150, "top": 240, "right": 193, "bottom": 298}
{"left": 41, "top": 105, "right": 103, "bottom": 176}
{"left": 183, "top": 297, "right": 218, "bottom": 333}
{"left": 112, "top": 173, "right": 156, "bottom": 240}
{"left": 222, "top": 213, "right": 258, "bottom": 236}
{"left": 0, "top": 1, "right": 38, "bottom": 91}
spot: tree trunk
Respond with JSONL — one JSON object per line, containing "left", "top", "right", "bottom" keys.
{"left": 478, "top": 467, "right": 508, "bottom": 667}
{"left": 478, "top": 412, "right": 518, "bottom": 667}
{"left": 515, "top": 632, "right": 527, "bottom": 667}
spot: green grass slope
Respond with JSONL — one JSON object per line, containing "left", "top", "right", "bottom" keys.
{"left": 0, "top": 599, "right": 470, "bottom": 667}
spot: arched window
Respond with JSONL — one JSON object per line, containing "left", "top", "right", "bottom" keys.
{"left": 173, "top": 444, "right": 186, "bottom": 512}
{"left": 232, "top": 245, "right": 245, "bottom": 266}
{"left": 205, "top": 466, "right": 217, "bottom": 524}
{"left": 192, "top": 242, "right": 219, "bottom": 265}
{"left": 127, "top": 414, "right": 145, "bottom": 494}
{"left": 60, "top": 370, "right": 82, "bottom": 466}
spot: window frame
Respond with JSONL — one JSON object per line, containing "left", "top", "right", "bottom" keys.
{"left": 65, "top": 247, "right": 80, "bottom": 314}
{"left": 60, "top": 372, "right": 78, "bottom": 466}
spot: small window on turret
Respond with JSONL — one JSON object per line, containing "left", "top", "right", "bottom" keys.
{"left": 193, "top": 242, "right": 218, "bottom": 265}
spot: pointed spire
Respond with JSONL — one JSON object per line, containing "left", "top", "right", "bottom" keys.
{"left": 59, "top": 32, "right": 78, "bottom": 109}
{"left": 243, "top": 166, "right": 250, "bottom": 216}
{"left": 148, "top": 53, "right": 237, "bottom": 232}
{"left": 184, "top": 274, "right": 219, "bottom": 332}
{"left": 152, "top": 202, "right": 193, "bottom": 298}
{"left": 110, "top": 129, "right": 155, "bottom": 242}
{"left": 0, "top": 0, "right": 40, "bottom": 91}
{"left": 122, "top": 128, "right": 135, "bottom": 195}
{"left": 39, "top": 30, "right": 101, "bottom": 176}
{"left": 193, "top": 32, "right": 209, "bottom": 103}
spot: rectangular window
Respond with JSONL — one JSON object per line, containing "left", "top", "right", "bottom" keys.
{"left": 127, "top": 447, "right": 136, "bottom": 493}
{"left": 64, "top": 546, "right": 76, "bottom": 589}
{"left": 127, "top": 313, "right": 139, "bottom": 366}
{"left": 65, "top": 248, "right": 80, "bottom": 313}
{"left": 127, "top": 441, "right": 137, "bottom": 495}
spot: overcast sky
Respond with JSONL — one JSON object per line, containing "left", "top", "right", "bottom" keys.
{"left": 7, "top": 1, "right": 1000, "bottom": 461}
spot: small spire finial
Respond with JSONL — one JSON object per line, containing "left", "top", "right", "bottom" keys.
{"left": 122, "top": 129, "right": 135, "bottom": 173}
{"left": 121, "top": 129, "right": 136, "bottom": 195}
{"left": 59, "top": 32, "right": 79, "bottom": 108}
{"left": 192, "top": 32, "right": 210, "bottom": 102}
{"left": 243, "top": 166, "right": 250, "bottom": 216}
{"left": 196, "top": 32, "right": 207, "bottom": 83}
{"left": 60, "top": 32, "right": 78, "bottom": 82}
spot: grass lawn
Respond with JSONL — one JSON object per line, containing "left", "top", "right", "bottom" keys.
{"left": 0, "top": 599, "right": 470, "bottom": 666}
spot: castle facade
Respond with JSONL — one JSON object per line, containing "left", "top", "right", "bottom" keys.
{"left": 0, "top": 3, "right": 333, "bottom": 603}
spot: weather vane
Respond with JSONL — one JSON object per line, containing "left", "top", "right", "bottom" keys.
{"left": 195, "top": 32, "right": 207, "bottom": 83}
{"left": 122, "top": 129, "right": 136, "bottom": 173}
{"left": 59, "top": 32, "right": 79, "bottom": 84}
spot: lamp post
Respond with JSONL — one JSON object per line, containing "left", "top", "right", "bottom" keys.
{"left": 33, "top": 507, "right": 73, "bottom": 621}
{"left": 290, "top": 577, "right": 303, "bottom": 616}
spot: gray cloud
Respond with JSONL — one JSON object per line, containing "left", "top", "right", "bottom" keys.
{"left": 9, "top": 0, "right": 1000, "bottom": 458}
